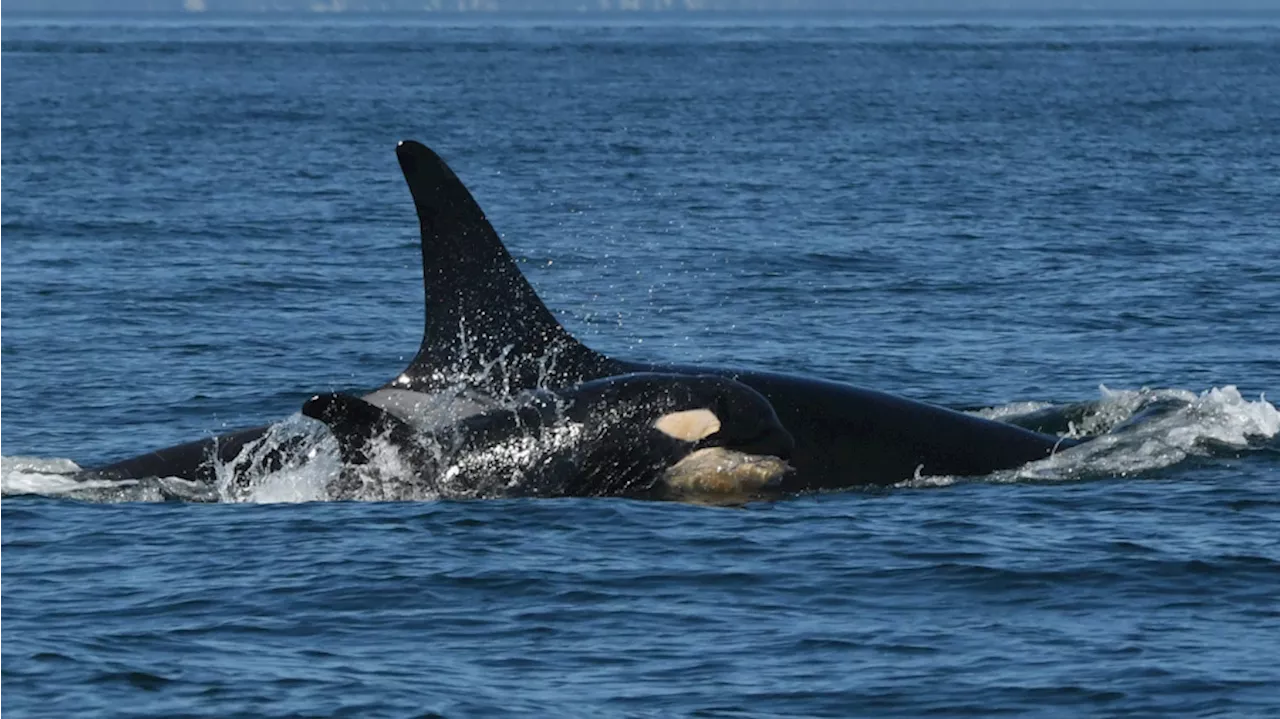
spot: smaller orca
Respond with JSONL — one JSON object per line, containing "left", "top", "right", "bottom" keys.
{"left": 302, "top": 373, "right": 795, "bottom": 502}
{"left": 79, "top": 425, "right": 280, "bottom": 484}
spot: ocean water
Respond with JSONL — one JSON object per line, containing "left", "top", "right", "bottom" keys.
{"left": 3, "top": 15, "right": 1280, "bottom": 717}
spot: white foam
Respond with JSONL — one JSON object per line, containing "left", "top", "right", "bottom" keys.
{"left": 0, "top": 455, "right": 177, "bottom": 502}
{"left": 210, "top": 414, "right": 338, "bottom": 504}
{"left": 897, "top": 385, "right": 1278, "bottom": 488}
{"left": 2, "top": 455, "right": 88, "bottom": 496}
{"left": 1014, "top": 385, "right": 1276, "bottom": 482}
{"left": 323, "top": 429, "right": 444, "bottom": 502}
{"left": 227, "top": 447, "right": 336, "bottom": 504}
{"left": 971, "top": 400, "right": 1055, "bottom": 422}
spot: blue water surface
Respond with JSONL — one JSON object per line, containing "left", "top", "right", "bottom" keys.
{"left": 3, "top": 15, "right": 1279, "bottom": 717}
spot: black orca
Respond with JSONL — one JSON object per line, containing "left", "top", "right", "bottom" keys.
{"left": 79, "top": 140, "right": 1080, "bottom": 492}
{"left": 367, "top": 141, "right": 1082, "bottom": 491}
{"left": 302, "top": 373, "right": 794, "bottom": 502}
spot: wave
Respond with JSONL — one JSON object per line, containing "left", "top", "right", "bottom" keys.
{"left": 905, "top": 385, "right": 1278, "bottom": 488}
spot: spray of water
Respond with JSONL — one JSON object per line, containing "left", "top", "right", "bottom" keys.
{"left": 903, "top": 385, "right": 1278, "bottom": 488}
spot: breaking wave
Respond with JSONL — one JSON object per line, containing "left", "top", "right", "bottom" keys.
{"left": 904, "top": 385, "right": 1278, "bottom": 488}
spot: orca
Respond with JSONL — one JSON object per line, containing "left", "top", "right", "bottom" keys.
{"left": 302, "top": 373, "right": 794, "bottom": 502}
{"left": 78, "top": 140, "right": 1080, "bottom": 492}
{"left": 360, "top": 140, "right": 1082, "bottom": 491}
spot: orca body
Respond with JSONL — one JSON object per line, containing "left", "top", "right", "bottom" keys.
{"left": 77, "top": 141, "right": 1078, "bottom": 492}
{"left": 84, "top": 426, "right": 273, "bottom": 484}
{"left": 302, "top": 373, "right": 794, "bottom": 501}
{"left": 366, "top": 141, "right": 1080, "bottom": 491}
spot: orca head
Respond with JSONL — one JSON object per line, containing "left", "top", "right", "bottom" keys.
{"left": 650, "top": 375, "right": 797, "bottom": 501}
{"left": 675, "top": 376, "right": 795, "bottom": 461}
{"left": 561, "top": 373, "right": 794, "bottom": 499}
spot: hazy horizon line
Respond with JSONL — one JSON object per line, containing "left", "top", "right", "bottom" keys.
{"left": 6, "top": 0, "right": 1280, "bottom": 16}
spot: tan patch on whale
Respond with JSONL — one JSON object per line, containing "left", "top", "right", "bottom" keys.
{"left": 661, "top": 447, "right": 789, "bottom": 502}
{"left": 653, "top": 408, "right": 721, "bottom": 442}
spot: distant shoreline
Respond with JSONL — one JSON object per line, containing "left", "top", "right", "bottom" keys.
{"left": 5, "top": 8, "right": 1280, "bottom": 28}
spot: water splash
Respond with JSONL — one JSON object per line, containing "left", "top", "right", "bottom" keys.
{"left": 213, "top": 391, "right": 589, "bottom": 502}
{"left": 320, "top": 425, "right": 443, "bottom": 502}
{"left": 437, "top": 422, "right": 585, "bottom": 499}
{"left": 907, "top": 385, "right": 1279, "bottom": 488}
{"left": 1016, "top": 386, "right": 1278, "bottom": 482}
{"left": 1, "top": 456, "right": 94, "bottom": 496}
{"left": 391, "top": 318, "right": 604, "bottom": 400}
{"left": 211, "top": 414, "right": 336, "bottom": 504}
{"left": 0, "top": 456, "right": 216, "bottom": 503}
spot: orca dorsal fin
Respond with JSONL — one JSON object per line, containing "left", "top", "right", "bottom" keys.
{"left": 389, "top": 141, "right": 618, "bottom": 396}
{"left": 302, "top": 393, "right": 420, "bottom": 466}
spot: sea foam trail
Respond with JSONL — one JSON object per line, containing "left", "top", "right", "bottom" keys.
{"left": 904, "top": 385, "right": 1279, "bottom": 488}
{"left": 0, "top": 456, "right": 214, "bottom": 503}
{"left": 1015, "top": 386, "right": 1279, "bottom": 482}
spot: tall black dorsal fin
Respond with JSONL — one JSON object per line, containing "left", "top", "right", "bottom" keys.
{"left": 389, "top": 141, "right": 618, "bottom": 395}
{"left": 302, "top": 393, "right": 420, "bottom": 466}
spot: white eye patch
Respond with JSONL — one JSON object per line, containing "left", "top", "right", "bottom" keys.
{"left": 653, "top": 408, "right": 721, "bottom": 442}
